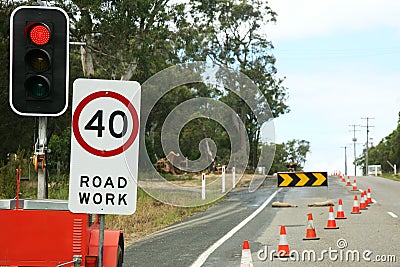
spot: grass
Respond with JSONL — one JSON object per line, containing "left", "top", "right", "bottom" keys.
{"left": 380, "top": 173, "right": 400, "bottom": 182}
{"left": 160, "top": 173, "right": 194, "bottom": 181}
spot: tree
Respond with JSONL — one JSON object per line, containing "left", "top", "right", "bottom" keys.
{"left": 261, "top": 139, "right": 311, "bottom": 174}
{"left": 0, "top": 0, "right": 290, "bottom": 176}
{"left": 54, "top": 0, "right": 186, "bottom": 81}
{"left": 184, "top": 0, "right": 289, "bottom": 168}
{"left": 47, "top": 126, "right": 72, "bottom": 176}
{"left": 267, "top": 143, "right": 287, "bottom": 173}
{"left": 283, "top": 139, "right": 311, "bottom": 169}
{"left": 0, "top": 1, "right": 35, "bottom": 159}
{"left": 357, "top": 112, "right": 400, "bottom": 174}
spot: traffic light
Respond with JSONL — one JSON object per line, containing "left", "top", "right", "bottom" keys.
{"left": 10, "top": 6, "right": 69, "bottom": 116}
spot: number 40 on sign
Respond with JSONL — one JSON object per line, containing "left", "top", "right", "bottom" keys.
{"left": 68, "top": 79, "right": 141, "bottom": 215}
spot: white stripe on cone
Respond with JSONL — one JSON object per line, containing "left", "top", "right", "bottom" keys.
{"left": 240, "top": 240, "right": 253, "bottom": 267}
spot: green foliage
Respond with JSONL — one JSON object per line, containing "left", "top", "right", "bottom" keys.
{"left": 268, "top": 143, "right": 287, "bottom": 173}
{"left": 159, "top": 173, "right": 193, "bottom": 181}
{"left": 380, "top": 173, "right": 400, "bottom": 182}
{"left": 47, "top": 176, "right": 69, "bottom": 199}
{"left": 284, "top": 139, "right": 310, "bottom": 168}
{"left": 357, "top": 112, "right": 400, "bottom": 174}
{"left": 0, "top": 149, "right": 32, "bottom": 199}
{"left": 0, "top": 0, "right": 290, "bottom": 178}
{"left": 185, "top": 0, "right": 289, "bottom": 168}
{"left": 47, "top": 126, "right": 71, "bottom": 176}
{"left": 0, "top": 1, "right": 35, "bottom": 159}
{"left": 267, "top": 139, "right": 311, "bottom": 173}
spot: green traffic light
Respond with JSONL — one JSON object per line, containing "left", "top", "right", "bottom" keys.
{"left": 25, "top": 76, "right": 50, "bottom": 98}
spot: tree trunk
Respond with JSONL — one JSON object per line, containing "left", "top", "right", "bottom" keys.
{"left": 120, "top": 60, "right": 138, "bottom": 81}
{"left": 80, "top": 34, "right": 94, "bottom": 78}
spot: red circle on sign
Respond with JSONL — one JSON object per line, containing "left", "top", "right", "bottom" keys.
{"left": 73, "top": 91, "right": 139, "bottom": 157}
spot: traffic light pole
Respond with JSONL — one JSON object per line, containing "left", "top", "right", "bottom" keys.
{"left": 36, "top": 117, "right": 47, "bottom": 199}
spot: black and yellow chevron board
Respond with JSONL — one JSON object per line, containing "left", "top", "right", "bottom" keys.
{"left": 277, "top": 172, "right": 328, "bottom": 187}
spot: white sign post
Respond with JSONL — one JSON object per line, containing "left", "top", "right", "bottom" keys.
{"left": 201, "top": 173, "right": 206, "bottom": 200}
{"left": 221, "top": 166, "right": 226, "bottom": 193}
{"left": 232, "top": 167, "right": 236, "bottom": 188}
{"left": 68, "top": 79, "right": 141, "bottom": 215}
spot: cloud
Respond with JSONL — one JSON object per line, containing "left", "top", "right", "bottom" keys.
{"left": 267, "top": 0, "right": 400, "bottom": 41}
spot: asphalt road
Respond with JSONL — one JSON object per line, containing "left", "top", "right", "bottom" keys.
{"left": 123, "top": 175, "right": 400, "bottom": 267}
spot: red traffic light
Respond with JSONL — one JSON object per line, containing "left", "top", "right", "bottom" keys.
{"left": 25, "top": 23, "right": 51, "bottom": 46}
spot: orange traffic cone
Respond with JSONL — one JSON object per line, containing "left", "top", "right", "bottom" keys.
{"left": 324, "top": 206, "right": 339, "bottom": 229}
{"left": 363, "top": 191, "right": 370, "bottom": 207}
{"left": 351, "top": 195, "right": 361, "bottom": 214}
{"left": 346, "top": 176, "right": 351, "bottom": 186}
{"left": 335, "top": 199, "right": 347, "bottom": 219}
{"left": 367, "top": 188, "right": 373, "bottom": 205}
{"left": 360, "top": 192, "right": 368, "bottom": 210}
{"left": 303, "top": 213, "right": 320, "bottom": 240}
{"left": 240, "top": 240, "right": 253, "bottom": 267}
{"left": 351, "top": 179, "right": 358, "bottom": 191}
{"left": 275, "top": 225, "right": 290, "bottom": 258}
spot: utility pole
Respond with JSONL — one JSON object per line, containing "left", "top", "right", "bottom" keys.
{"left": 341, "top": 146, "right": 348, "bottom": 176}
{"left": 361, "top": 117, "right": 375, "bottom": 175}
{"left": 349, "top": 124, "right": 360, "bottom": 176}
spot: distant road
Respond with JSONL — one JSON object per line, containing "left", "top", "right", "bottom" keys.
{"left": 123, "top": 176, "right": 399, "bottom": 267}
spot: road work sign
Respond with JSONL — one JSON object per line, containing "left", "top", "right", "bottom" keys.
{"left": 68, "top": 79, "right": 141, "bottom": 215}
{"left": 277, "top": 172, "right": 328, "bottom": 187}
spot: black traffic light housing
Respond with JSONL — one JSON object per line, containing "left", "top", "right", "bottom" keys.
{"left": 10, "top": 6, "right": 69, "bottom": 116}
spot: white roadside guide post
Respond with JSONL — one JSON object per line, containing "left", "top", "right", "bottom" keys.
{"left": 232, "top": 167, "right": 236, "bottom": 188}
{"left": 68, "top": 79, "right": 141, "bottom": 267}
{"left": 221, "top": 166, "right": 226, "bottom": 193}
{"left": 202, "top": 173, "right": 206, "bottom": 200}
{"left": 387, "top": 161, "right": 397, "bottom": 175}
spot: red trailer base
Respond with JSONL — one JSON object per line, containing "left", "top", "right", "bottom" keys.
{"left": 0, "top": 199, "right": 123, "bottom": 267}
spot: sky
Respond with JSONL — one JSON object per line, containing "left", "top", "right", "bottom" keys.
{"left": 264, "top": 0, "right": 400, "bottom": 175}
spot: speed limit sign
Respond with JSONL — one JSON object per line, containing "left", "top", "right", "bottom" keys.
{"left": 68, "top": 79, "right": 141, "bottom": 215}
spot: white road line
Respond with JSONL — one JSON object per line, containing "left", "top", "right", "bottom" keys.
{"left": 387, "top": 212, "right": 398, "bottom": 218}
{"left": 190, "top": 188, "right": 281, "bottom": 267}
